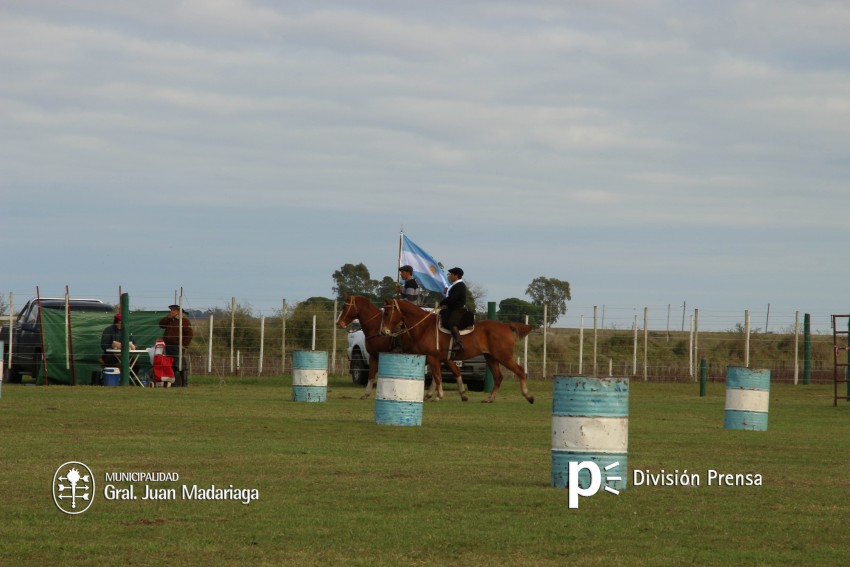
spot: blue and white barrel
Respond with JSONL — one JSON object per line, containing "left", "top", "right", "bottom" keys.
{"left": 292, "top": 351, "right": 328, "bottom": 402}
{"left": 375, "top": 353, "right": 425, "bottom": 426}
{"left": 724, "top": 367, "right": 769, "bottom": 431}
{"left": 552, "top": 376, "right": 629, "bottom": 489}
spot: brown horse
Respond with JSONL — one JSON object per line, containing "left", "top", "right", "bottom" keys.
{"left": 381, "top": 298, "right": 535, "bottom": 403}
{"left": 336, "top": 295, "right": 467, "bottom": 401}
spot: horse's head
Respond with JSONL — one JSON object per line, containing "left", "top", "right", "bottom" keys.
{"left": 336, "top": 294, "right": 358, "bottom": 328}
{"left": 380, "top": 299, "right": 403, "bottom": 336}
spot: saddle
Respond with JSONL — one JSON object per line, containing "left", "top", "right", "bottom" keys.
{"left": 438, "top": 307, "right": 475, "bottom": 335}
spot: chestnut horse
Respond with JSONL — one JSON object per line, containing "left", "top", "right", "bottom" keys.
{"left": 336, "top": 295, "right": 467, "bottom": 401}
{"left": 381, "top": 298, "right": 535, "bottom": 404}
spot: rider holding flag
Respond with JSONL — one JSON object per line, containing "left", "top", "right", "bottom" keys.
{"left": 397, "top": 265, "right": 422, "bottom": 304}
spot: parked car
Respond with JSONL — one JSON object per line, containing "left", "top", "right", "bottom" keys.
{"left": 425, "top": 355, "right": 487, "bottom": 392}
{"left": 346, "top": 322, "right": 487, "bottom": 391}
{"left": 346, "top": 322, "right": 370, "bottom": 386}
{"left": 0, "top": 298, "right": 114, "bottom": 382}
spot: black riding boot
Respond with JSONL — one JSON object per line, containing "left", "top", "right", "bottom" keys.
{"left": 450, "top": 326, "right": 464, "bottom": 355}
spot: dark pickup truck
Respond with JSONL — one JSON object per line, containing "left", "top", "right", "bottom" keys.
{"left": 0, "top": 298, "right": 114, "bottom": 382}
{"left": 425, "top": 355, "right": 488, "bottom": 392}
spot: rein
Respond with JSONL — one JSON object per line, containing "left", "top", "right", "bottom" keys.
{"left": 383, "top": 300, "right": 435, "bottom": 339}
{"left": 341, "top": 297, "right": 381, "bottom": 327}
{"left": 358, "top": 310, "right": 382, "bottom": 326}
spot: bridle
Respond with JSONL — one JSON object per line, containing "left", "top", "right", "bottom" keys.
{"left": 339, "top": 296, "right": 381, "bottom": 327}
{"left": 382, "top": 299, "right": 435, "bottom": 338}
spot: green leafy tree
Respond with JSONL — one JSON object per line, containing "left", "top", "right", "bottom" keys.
{"left": 374, "top": 276, "right": 398, "bottom": 302}
{"left": 208, "top": 301, "right": 261, "bottom": 352}
{"left": 333, "top": 263, "right": 430, "bottom": 305}
{"left": 526, "top": 276, "right": 571, "bottom": 327}
{"left": 288, "top": 296, "right": 336, "bottom": 350}
{"left": 332, "top": 263, "right": 377, "bottom": 300}
{"left": 498, "top": 297, "right": 544, "bottom": 326}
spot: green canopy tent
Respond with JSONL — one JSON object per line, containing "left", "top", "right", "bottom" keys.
{"left": 38, "top": 310, "right": 170, "bottom": 385}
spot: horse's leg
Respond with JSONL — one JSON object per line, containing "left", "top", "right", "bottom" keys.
{"left": 425, "top": 372, "right": 438, "bottom": 400}
{"left": 500, "top": 356, "right": 535, "bottom": 404}
{"left": 445, "top": 360, "right": 468, "bottom": 402}
{"left": 425, "top": 355, "right": 444, "bottom": 401}
{"left": 360, "top": 356, "right": 379, "bottom": 400}
{"left": 481, "top": 355, "right": 504, "bottom": 403}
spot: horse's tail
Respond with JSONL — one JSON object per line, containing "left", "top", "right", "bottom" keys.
{"left": 507, "top": 322, "right": 534, "bottom": 339}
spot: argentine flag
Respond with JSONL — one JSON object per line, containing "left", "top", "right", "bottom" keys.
{"left": 401, "top": 234, "right": 450, "bottom": 293}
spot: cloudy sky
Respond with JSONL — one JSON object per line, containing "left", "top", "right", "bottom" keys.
{"left": 2, "top": 1, "right": 849, "bottom": 331}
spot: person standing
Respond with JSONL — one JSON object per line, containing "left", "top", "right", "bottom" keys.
{"left": 397, "top": 265, "right": 421, "bottom": 304}
{"left": 440, "top": 267, "right": 467, "bottom": 355}
{"left": 159, "top": 304, "right": 193, "bottom": 387}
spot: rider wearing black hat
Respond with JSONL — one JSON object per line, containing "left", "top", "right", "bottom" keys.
{"left": 440, "top": 267, "right": 467, "bottom": 354}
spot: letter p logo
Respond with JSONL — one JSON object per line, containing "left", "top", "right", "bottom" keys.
{"left": 568, "top": 461, "right": 602, "bottom": 509}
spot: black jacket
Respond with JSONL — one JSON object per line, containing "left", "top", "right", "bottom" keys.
{"left": 440, "top": 280, "right": 467, "bottom": 310}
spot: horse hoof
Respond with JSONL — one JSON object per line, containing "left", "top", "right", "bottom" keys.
{"left": 480, "top": 399, "right": 493, "bottom": 404}
{"left": 461, "top": 395, "right": 469, "bottom": 402}
{"left": 527, "top": 396, "right": 535, "bottom": 404}
{"left": 360, "top": 394, "right": 371, "bottom": 400}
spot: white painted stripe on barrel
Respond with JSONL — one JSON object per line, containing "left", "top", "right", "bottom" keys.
{"left": 725, "top": 389, "right": 769, "bottom": 413}
{"left": 376, "top": 377, "right": 423, "bottom": 402}
{"left": 551, "top": 416, "right": 629, "bottom": 452}
{"left": 292, "top": 368, "right": 327, "bottom": 387}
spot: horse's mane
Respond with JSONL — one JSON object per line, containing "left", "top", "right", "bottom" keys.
{"left": 388, "top": 298, "right": 434, "bottom": 315}
{"left": 343, "top": 295, "right": 384, "bottom": 332}
{"left": 351, "top": 295, "right": 380, "bottom": 313}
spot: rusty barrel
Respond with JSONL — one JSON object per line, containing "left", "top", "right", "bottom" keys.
{"left": 551, "top": 376, "right": 629, "bottom": 490}
{"left": 375, "top": 353, "right": 425, "bottom": 426}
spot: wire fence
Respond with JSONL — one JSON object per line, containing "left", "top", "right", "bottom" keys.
{"left": 2, "top": 291, "right": 846, "bottom": 386}
{"left": 181, "top": 306, "right": 840, "bottom": 386}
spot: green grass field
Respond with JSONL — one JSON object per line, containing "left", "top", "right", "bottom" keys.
{"left": 1, "top": 375, "right": 848, "bottom": 566}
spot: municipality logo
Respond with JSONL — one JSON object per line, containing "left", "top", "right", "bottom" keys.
{"left": 52, "top": 462, "right": 95, "bottom": 514}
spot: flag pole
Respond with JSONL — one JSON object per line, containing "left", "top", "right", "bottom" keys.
{"left": 397, "top": 227, "right": 404, "bottom": 296}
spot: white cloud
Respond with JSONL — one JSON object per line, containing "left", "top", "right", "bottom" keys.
{"left": 572, "top": 190, "right": 619, "bottom": 205}
{"left": 2, "top": 1, "right": 850, "bottom": 320}
{"left": 173, "top": 0, "right": 287, "bottom": 33}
